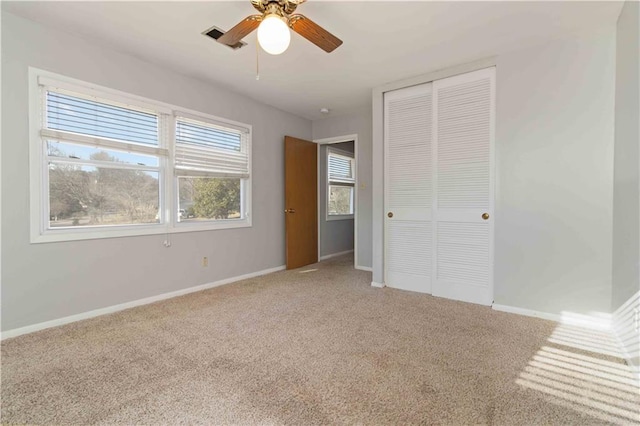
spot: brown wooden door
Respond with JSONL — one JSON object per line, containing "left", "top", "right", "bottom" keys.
{"left": 285, "top": 136, "right": 318, "bottom": 269}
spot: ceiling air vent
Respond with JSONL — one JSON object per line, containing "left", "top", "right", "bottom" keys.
{"left": 203, "top": 26, "right": 247, "bottom": 50}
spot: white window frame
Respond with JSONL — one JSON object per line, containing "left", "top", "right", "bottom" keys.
{"left": 326, "top": 147, "right": 355, "bottom": 221}
{"left": 173, "top": 111, "right": 252, "bottom": 230}
{"left": 29, "top": 68, "right": 252, "bottom": 244}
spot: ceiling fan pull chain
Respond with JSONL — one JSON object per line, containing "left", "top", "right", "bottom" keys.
{"left": 255, "top": 33, "right": 260, "bottom": 81}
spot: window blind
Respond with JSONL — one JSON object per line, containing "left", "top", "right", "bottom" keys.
{"left": 328, "top": 151, "right": 354, "bottom": 184}
{"left": 46, "top": 90, "right": 159, "bottom": 146}
{"left": 175, "top": 116, "right": 249, "bottom": 178}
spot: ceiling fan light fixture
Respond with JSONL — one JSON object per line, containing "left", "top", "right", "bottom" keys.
{"left": 257, "top": 13, "right": 291, "bottom": 55}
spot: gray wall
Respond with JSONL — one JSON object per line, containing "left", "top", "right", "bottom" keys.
{"left": 493, "top": 28, "right": 615, "bottom": 315}
{"left": 1, "top": 12, "right": 312, "bottom": 331}
{"left": 312, "top": 108, "right": 373, "bottom": 269}
{"left": 612, "top": 0, "right": 640, "bottom": 311}
{"left": 372, "top": 28, "right": 616, "bottom": 315}
{"left": 318, "top": 142, "right": 355, "bottom": 258}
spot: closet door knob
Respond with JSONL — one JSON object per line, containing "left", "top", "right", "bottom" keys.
{"left": 388, "top": 212, "right": 394, "bottom": 218}
{"left": 482, "top": 213, "right": 490, "bottom": 220}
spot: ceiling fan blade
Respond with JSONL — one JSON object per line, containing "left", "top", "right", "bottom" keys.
{"left": 289, "top": 14, "right": 342, "bottom": 53}
{"left": 217, "top": 15, "right": 262, "bottom": 47}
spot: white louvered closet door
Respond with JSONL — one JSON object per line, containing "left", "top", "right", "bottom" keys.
{"left": 432, "top": 67, "right": 495, "bottom": 305}
{"left": 384, "top": 83, "right": 433, "bottom": 293}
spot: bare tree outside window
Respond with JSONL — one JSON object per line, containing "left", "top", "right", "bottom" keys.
{"left": 49, "top": 151, "right": 159, "bottom": 227}
{"left": 328, "top": 185, "right": 353, "bottom": 215}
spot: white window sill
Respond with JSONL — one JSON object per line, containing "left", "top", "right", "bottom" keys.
{"left": 326, "top": 215, "right": 354, "bottom": 221}
{"left": 31, "top": 219, "right": 252, "bottom": 244}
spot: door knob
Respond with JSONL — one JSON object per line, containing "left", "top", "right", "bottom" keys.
{"left": 285, "top": 208, "right": 296, "bottom": 214}
{"left": 388, "top": 212, "right": 393, "bottom": 218}
{"left": 482, "top": 213, "right": 490, "bottom": 220}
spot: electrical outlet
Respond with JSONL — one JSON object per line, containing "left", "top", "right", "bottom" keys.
{"left": 202, "top": 257, "right": 208, "bottom": 267}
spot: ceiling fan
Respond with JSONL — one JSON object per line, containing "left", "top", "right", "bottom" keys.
{"left": 215, "top": 0, "right": 343, "bottom": 55}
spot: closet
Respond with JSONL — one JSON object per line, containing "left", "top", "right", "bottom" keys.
{"left": 383, "top": 67, "right": 495, "bottom": 306}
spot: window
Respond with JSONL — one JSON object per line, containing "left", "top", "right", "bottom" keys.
{"left": 44, "top": 89, "right": 163, "bottom": 229}
{"left": 175, "top": 116, "right": 250, "bottom": 224}
{"left": 30, "top": 69, "right": 252, "bottom": 243}
{"left": 327, "top": 148, "right": 355, "bottom": 219}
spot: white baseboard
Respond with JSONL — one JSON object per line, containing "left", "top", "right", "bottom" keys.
{"left": 355, "top": 265, "right": 372, "bottom": 272}
{"left": 1, "top": 265, "right": 286, "bottom": 340}
{"left": 612, "top": 291, "right": 640, "bottom": 382}
{"left": 492, "top": 303, "right": 613, "bottom": 330}
{"left": 371, "top": 281, "right": 385, "bottom": 288}
{"left": 491, "top": 304, "right": 561, "bottom": 322}
{"left": 319, "top": 250, "right": 354, "bottom": 261}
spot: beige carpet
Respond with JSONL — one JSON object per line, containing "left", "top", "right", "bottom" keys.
{"left": 2, "top": 254, "right": 639, "bottom": 425}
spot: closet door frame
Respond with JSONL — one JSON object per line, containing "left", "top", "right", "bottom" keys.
{"left": 372, "top": 58, "right": 496, "bottom": 290}
{"left": 379, "top": 64, "right": 496, "bottom": 306}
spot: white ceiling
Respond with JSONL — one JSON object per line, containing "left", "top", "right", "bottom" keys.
{"left": 3, "top": 1, "right": 623, "bottom": 121}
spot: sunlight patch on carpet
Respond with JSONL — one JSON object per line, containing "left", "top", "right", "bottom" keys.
{"left": 516, "top": 318, "right": 640, "bottom": 425}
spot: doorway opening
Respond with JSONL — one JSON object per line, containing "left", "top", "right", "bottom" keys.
{"left": 314, "top": 135, "right": 358, "bottom": 269}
